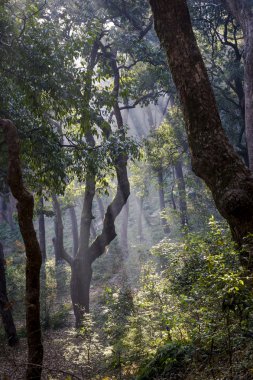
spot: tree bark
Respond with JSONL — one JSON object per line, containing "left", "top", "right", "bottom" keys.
{"left": 52, "top": 195, "right": 73, "bottom": 298}
{"left": 149, "top": 0, "right": 253, "bottom": 267}
{"left": 0, "top": 242, "right": 19, "bottom": 346}
{"left": 0, "top": 119, "right": 43, "bottom": 379}
{"left": 70, "top": 169, "right": 96, "bottom": 326}
{"left": 222, "top": 0, "right": 253, "bottom": 170}
{"left": 70, "top": 257, "right": 92, "bottom": 326}
{"left": 38, "top": 197, "right": 46, "bottom": 262}
{"left": 174, "top": 159, "right": 188, "bottom": 227}
{"left": 52, "top": 195, "right": 64, "bottom": 265}
{"left": 69, "top": 206, "right": 78, "bottom": 257}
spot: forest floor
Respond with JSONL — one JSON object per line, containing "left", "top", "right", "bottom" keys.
{"left": 0, "top": 274, "right": 136, "bottom": 380}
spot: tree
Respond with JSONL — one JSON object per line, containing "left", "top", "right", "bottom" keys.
{"left": 149, "top": 0, "right": 253, "bottom": 267}
{"left": 38, "top": 197, "right": 46, "bottom": 262}
{"left": 189, "top": 1, "right": 247, "bottom": 164}
{"left": 1, "top": 0, "right": 166, "bottom": 329}
{"left": 222, "top": 0, "right": 253, "bottom": 170}
{"left": 0, "top": 120, "right": 43, "bottom": 379}
{"left": 68, "top": 39, "right": 132, "bottom": 326}
{"left": 145, "top": 120, "right": 188, "bottom": 230}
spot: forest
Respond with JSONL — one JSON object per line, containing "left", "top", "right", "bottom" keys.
{"left": 1, "top": 0, "right": 253, "bottom": 379}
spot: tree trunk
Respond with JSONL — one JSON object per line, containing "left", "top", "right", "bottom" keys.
{"left": 70, "top": 258, "right": 92, "bottom": 328}
{"left": 38, "top": 199, "right": 47, "bottom": 328}
{"left": 171, "top": 181, "right": 177, "bottom": 211}
{"left": 51, "top": 195, "right": 74, "bottom": 298}
{"left": 149, "top": 0, "right": 253, "bottom": 267}
{"left": 0, "top": 242, "right": 19, "bottom": 346}
{"left": 174, "top": 160, "right": 188, "bottom": 227}
{"left": 38, "top": 198, "right": 46, "bottom": 262}
{"left": 157, "top": 167, "right": 170, "bottom": 234}
{"left": 70, "top": 169, "right": 96, "bottom": 327}
{"left": 69, "top": 206, "right": 78, "bottom": 257}
{"left": 52, "top": 195, "right": 64, "bottom": 265}
{"left": 223, "top": 0, "right": 253, "bottom": 170}
{"left": 0, "top": 119, "right": 43, "bottom": 379}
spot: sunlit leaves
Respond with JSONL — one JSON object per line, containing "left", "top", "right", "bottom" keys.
{"left": 145, "top": 121, "right": 181, "bottom": 170}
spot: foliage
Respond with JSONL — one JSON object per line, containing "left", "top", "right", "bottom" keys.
{"left": 135, "top": 219, "right": 253, "bottom": 379}
{"left": 0, "top": 0, "right": 252, "bottom": 379}
{"left": 137, "top": 342, "right": 192, "bottom": 380}
{"left": 144, "top": 120, "right": 181, "bottom": 170}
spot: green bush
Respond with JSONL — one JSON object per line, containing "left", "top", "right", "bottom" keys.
{"left": 137, "top": 342, "right": 192, "bottom": 380}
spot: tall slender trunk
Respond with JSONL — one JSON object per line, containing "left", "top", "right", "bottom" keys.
{"left": 0, "top": 242, "right": 19, "bottom": 346}
{"left": 70, "top": 257, "right": 92, "bottom": 327}
{"left": 71, "top": 172, "right": 96, "bottom": 327}
{"left": 157, "top": 167, "right": 170, "bottom": 234}
{"left": 174, "top": 160, "right": 188, "bottom": 227}
{"left": 52, "top": 195, "right": 66, "bottom": 298}
{"left": 38, "top": 197, "right": 47, "bottom": 328}
{"left": 52, "top": 195, "right": 64, "bottom": 265}
{"left": 69, "top": 206, "right": 78, "bottom": 257}
{"left": 149, "top": 0, "right": 253, "bottom": 267}
{"left": 0, "top": 120, "right": 43, "bottom": 379}
{"left": 38, "top": 198, "right": 46, "bottom": 262}
{"left": 171, "top": 190, "right": 177, "bottom": 211}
